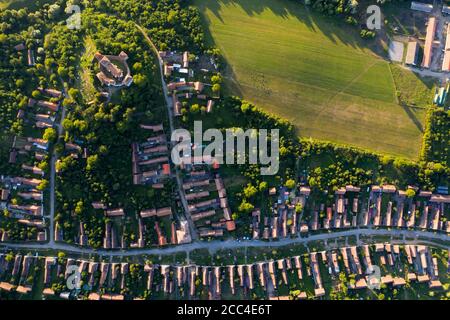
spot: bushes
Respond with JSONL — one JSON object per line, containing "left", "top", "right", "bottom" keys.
{"left": 309, "top": 0, "right": 354, "bottom": 16}
{"left": 302, "top": 0, "right": 378, "bottom": 39}
{"left": 360, "top": 29, "right": 376, "bottom": 39}
{"left": 421, "top": 107, "right": 450, "bottom": 167}
{"left": 345, "top": 16, "right": 357, "bottom": 25}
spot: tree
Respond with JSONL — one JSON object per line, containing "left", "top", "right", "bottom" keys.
{"left": 238, "top": 200, "right": 254, "bottom": 214}
{"left": 57, "top": 66, "right": 68, "bottom": 78}
{"left": 43, "top": 128, "right": 57, "bottom": 142}
{"left": 191, "top": 104, "right": 200, "bottom": 114}
{"left": 167, "top": 9, "right": 178, "bottom": 24}
{"left": 38, "top": 160, "right": 49, "bottom": 172}
{"left": 345, "top": 16, "right": 357, "bottom": 25}
{"left": 37, "top": 179, "right": 49, "bottom": 191}
{"left": 16, "top": 79, "right": 25, "bottom": 88}
{"left": 62, "top": 118, "right": 73, "bottom": 131}
{"left": 68, "top": 88, "right": 81, "bottom": 100}
{"left": 86, "top": 155, "right": 99, "bottom": 171}
{"left": 133, "top": 62, "right": 143, "bottom": 72}
{"left": 57, "top": 251, "right": 66, "bottom": 260}
{"left": 406, "top": 189, "right": 416, "bottom": 198}
{"left": 243, "top": 183, "right": 258, "bottom": 199}
{"left": 212, "top": 83, "right": 221, "bottom": 93}
{"left": 211, "top": 74, "right": 222, "bottom": 84}
{"left": 48, "top": 4, "right": 62, "bottom": 19}
{"left": 259, "top": 181, "right": 268, "bottom": 192}
{"left": 241, "top": 102, "right": 255, "bottom": 113}
{"left": 347, "top": 0, "right": 359, "bottom": 14}
{"left": 32, "top": 90, "right": 42, "bottom": 99}
{"left": 5, "top": 253, "right": 14, "bottom": 262}
{"left": 285, "top": 179, "right": 296, "bottom": 189}
{"left": 133, "top": 73, "right": 147, "bottom": 87}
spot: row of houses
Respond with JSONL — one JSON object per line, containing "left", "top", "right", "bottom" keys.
{"left": 114, "top": 211, "right": 181, "bottom": 250}
{"left": 365, "top": 185, "right": 449, "bottom": 232}
{"left": 0, "top": 173, "right": 46, "bottom": 242}
{"left": 1, "top": 44, "right": 64, "bottom": 244}
{"left": 182, "top": 169, "right": 236, "bottom": 238}
{"left": 10, "top": 84, "right": 60, "bottom": 167}
{"left": 19, "top": 87, "right": 60, "bottom": 129}
{"left": 0, "top": 254, "right": 36, "bottom": 295}
{"left": 251, "top": 185, "right": 311, "bottom": 240}
{"left": 82, "top": 204, "right": 190, "bottom": 249}
{"left": 5, "top": 39, "right": 66, "bottom": 243}
{"left": 9, "top": 84, "right": 60, "bottom": 168}
{"left": 2, "top": 243, "right": 446, "bottom": 299}
{"left": 132, "top": 124, "right": 171, "bottom": 188}
{"left": 253, "top": 184, "right": 449, "bottom": 241}
{"left": 138, "top": 207, "right": 172, "bottom": 247}
{"left": 172, "top": 90, "right": 215, "bottom": 116}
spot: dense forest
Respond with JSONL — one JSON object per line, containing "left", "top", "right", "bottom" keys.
{"left": 90, "top": 0, "right": 205, "bottom": 52}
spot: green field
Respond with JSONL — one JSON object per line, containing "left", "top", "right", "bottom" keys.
{"left": 0, "top": 0, "right": 51, "bottom": 10}
{"left": 195, "top": 0, "right": 430, "bottom": 159}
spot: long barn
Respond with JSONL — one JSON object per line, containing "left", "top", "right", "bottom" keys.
{"left": 422, "top": 17, "right": 437, "bottom": 69}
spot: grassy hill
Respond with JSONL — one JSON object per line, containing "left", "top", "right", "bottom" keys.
{"left": 195, "top": 0, "right": 431, "bottom": 159}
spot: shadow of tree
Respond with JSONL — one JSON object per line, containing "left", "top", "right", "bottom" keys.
{"left": 399, "top": 103, "right": 425, "bottom": 133}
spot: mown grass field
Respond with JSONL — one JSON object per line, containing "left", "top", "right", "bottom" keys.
{"left": 77, "top": 36, "right": 98, "bottom": 102}
{"left": 194, "top": 0, "right": 431, "bottom": 159}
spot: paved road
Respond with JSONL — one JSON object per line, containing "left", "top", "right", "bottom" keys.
{"left": 404, "top": 64, "right": 450, "bottom": 81}
{"left": 1, "top": 228, "right": 448, "bottom": 258}
{"left": 135, "top": 23, "right": 198, "bottom": 240}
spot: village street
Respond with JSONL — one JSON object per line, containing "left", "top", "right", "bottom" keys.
{"left": 134, "top": 23, "right": 199, "bottom": 241}
{"left": 47, "top": 78, "right": 68, "bottom": 247}
{"left": 0, "top": 228, "right": 448, "bottom": 259}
